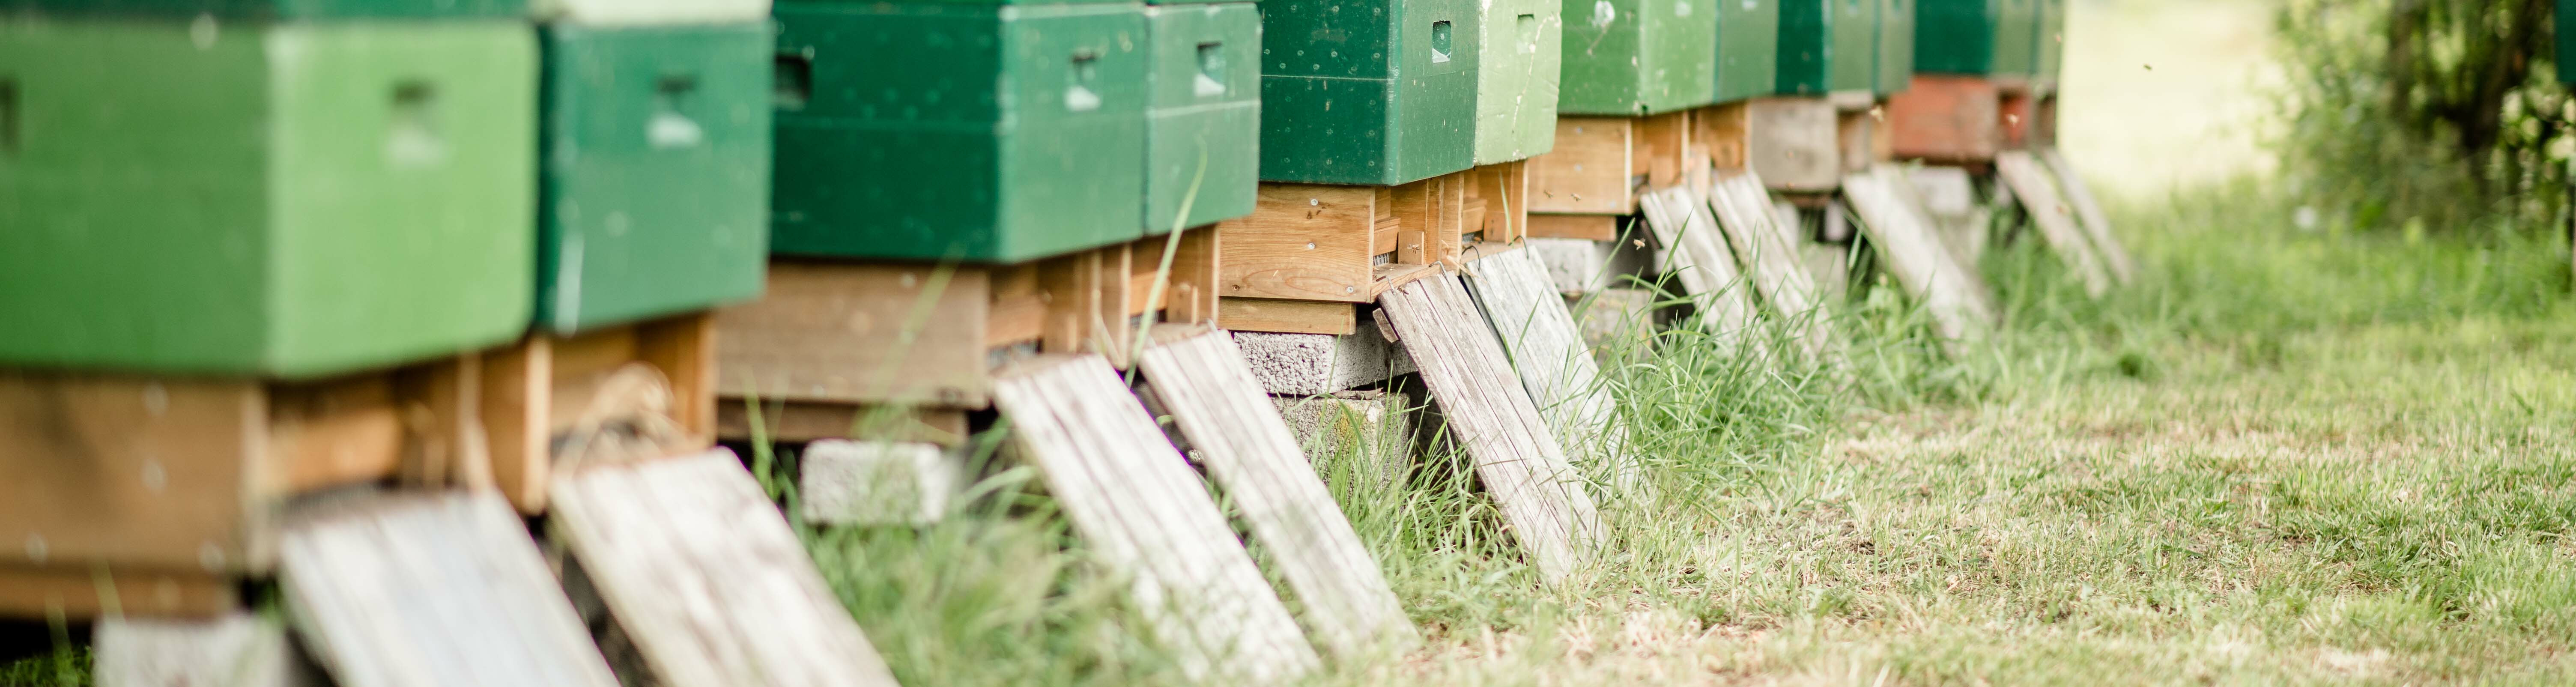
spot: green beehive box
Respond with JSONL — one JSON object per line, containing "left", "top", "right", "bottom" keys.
{"left": 1259, "top": 0, "right": 1479, "bottom": 185}
{"left": 0, "top": 19, "right": 536, "bottom": 378}
{"left": 0, "top": 0, "right": 521, "bottom": 18}
{"left": 1713, "top": 0, "right": 1777, "bottom": 102}
{"left": 1989, "top": 0, "right": 2034, "bottom": 77}
{"left": 2032, "top": 0, "right": 2062, "bottom": 82}
{"left": 1874, "top": 0, "right": 1912, "bottom": 93}
{"left": 537, "top": 23, "right": 770, "bottom": 335}
{"left": 1142, "top": 3, "right": 1259, "bottom": 232}
{"left": 1558, "top": 0, "right": 1713, "bottom": 114}
{"left": 2562, "top": 0, "right": 2576, "bottom": 85}
{"left": 1471, "top": 0, "right": 1559, "bottom": 164}
{"left": 1913, "top": 0, "right": 1993, "bottom": 75}
{"left": 770, "top": 2, "right": 1147, "bottom": 263}
{"left": 1777, "top": 0, "right": 1873, "bottom": 95}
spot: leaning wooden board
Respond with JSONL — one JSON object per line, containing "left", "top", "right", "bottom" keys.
{"left": 2039, "top": 148, "right": 2142, "bottom": 284}
{"left": 1460, "top": 249, "right": 1641, "bottom": 492}
{"left": 278, "top": 492, "right": 618, "bottom": 687}
{"left": 991, "top": 354, "right": 1319, "bottom": 685}
{"left": 1843, "top": 166, "right": 1998, "bottom": 349}
{"left": 548, "top": 450, "right": 899, "bottom": 687}
{"left": 1137, "top": 327, "right": 1418, "bottom": 657}
{"left": 1994, "top": 150, "right": 2113, "bottom": 297}
{"left": 1376, "top": 275, "right": 1603, "bottom": 581}
{"left": 1706, "top": 172, "right": 1836, "bottom": 358}
{"left": 1637, "top": 187, "right": 1762, "bottom": 339}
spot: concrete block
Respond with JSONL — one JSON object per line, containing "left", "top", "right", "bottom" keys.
{"left": 799, "top": 439, "right": 961, "bottom": 526}
{"left": 1528, "top": 237, "right": 1655, "bottom": 296}
{"left": 1272, "top": 391, "right": 1414, "bottom": 489}
{"left": 1233, "top": 329, "right": 1413, "bottom": 396}
{"left": 1569, "top": 288, "right": 1659, "bottom": 364}
{"left": 96, "top": 613, "right": 323, "bottom": 687}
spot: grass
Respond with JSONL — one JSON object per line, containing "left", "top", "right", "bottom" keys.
{"left": 9, "top": 182, "right": 2571, "bottom": 686}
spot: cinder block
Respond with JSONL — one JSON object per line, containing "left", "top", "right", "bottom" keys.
{"left": 1272, "top": 390, "right": 1414, "bottom": 487}
{"left": 1570, "top": 287, "right": 1658, "bottom": 363}
{"left": 95, "top": 613, "right": 323, "bottom": 687}
{"left": 799, "top": 439, "right": 961, "bottom": 526}
{"left": 1233, "top": 329, "right": 1415, "bottom": 396}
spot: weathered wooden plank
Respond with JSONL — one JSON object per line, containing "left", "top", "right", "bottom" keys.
{"left": 1217, "top": 298, "right": 1360, "bottom": 335}
{"left": 1636, "top": 187, "right": 1761, "bottom": 338}
{"left": 1137, "top": 327, "right": 1417, "bottom": 657}
{"left": 1843, "top": 166, "right": 1999, "bottom": 350}
{"left": 0, "top": 565, "right": 239, "bottom": 620}
{"left": 2038, "top": 147, "right": 2140, "bottom": 284}
{"left": 1706, "top": 172, "right": 1836, "bottom": 358}
{"left": 278, "top": 492, "right": 618, "bottom": 687}
{"left": 1375, "top": 275, "right": 1602, "bottom": 581}
{"left": 1460, "top": 249, "right": 1641, "bottom": 493}
{"left": 96, "top": 612, "right": 322, "bottom": 687}
{"left": 1994, "top": 150, "right": 2113, "bottom": 296}
{"left": 549, "top": 450, "right": 900, "bottom": 687}
{"left": 990, "top": 355, "right": 1319, "bottom": 685}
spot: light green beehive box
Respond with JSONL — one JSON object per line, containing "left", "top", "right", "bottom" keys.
{"left": 1473, "top": 0, "right": 1561, "bottom": 164}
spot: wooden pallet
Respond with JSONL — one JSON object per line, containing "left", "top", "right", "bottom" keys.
{"left": 714, "top": 226, "right": 1220, "bottom": 444}
{"left": 1216, "top": 168, "right": 1532, "bottom": 335}
{"left": 1884, "top": 74, "right": 2004, "bottom": 165}
{"left": 481, "top": 311, "right": 717, "bottom": 514}
{"left": 0, "top": 357, "right": 480, "bottom": 618}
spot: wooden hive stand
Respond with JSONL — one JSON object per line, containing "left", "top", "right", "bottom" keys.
{"left": 1524, "top": 113, "right": 1693, "bottom": 242}
{"left": 478, "top": 312, "right": 719, "bottom": 514}
{"left": 1214, "top": 170, "right": 1520, "bottom": 337}
{"left": 714, "top": 225, "right": 1221, "bottom": 445}
{"left": 1884, "top": 74, "right": 2006, "bottom": 168}
{"left": 0, "top": 357, "right": 484, "bottom": 619}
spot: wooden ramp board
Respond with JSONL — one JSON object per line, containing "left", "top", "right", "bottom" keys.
{"left": 1637, "top": 187, "right": 1761, "bottom": 339}
{"left": 1843, "top": 166, "right": 2000, "bottom": 349}
{"left": 96, "top": 612, "right": 322, "bottom": 687}
{"left": 1460, "top": 248, "right": 1642, "bottom": 492}
{"left": 1136, "top": 327, "right": 1417, "bottom": 657}
{"left": 1376, "top": 275, "right": 1603, "bottom": 581}
{"left": 277, "top": 492, "right": 618, "bottom": 687}
{"left": 1706, "top": 172, "right": 1836, "bottom": 358}
{"left": 990, "top": 354, "right": 1320, "bottom": 685}
{"left": 1994, "top": 150, "right": 2114, "bottom": 296}
{"left": 2038, "top": 147, "right": 2141, "bottom": 283}
{"left": 548, "top": 449, "right": 899, "bottom": 687}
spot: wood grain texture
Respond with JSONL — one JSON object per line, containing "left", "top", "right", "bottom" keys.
{"left": 1138, "top": 327, "right": 1418, "bottom": 657}
{"left": 1707, "top": 173, "right": 1836, "bottom": 358}
{"left": 278, "top": 491, "right": 619, "bottom": 687}
{"left": 1376, "top": 275, "right": 1602, "bottom": 581}
{"left": 1215, "top": 184, "right": 1379, "bottom": 302}
{"left": 1636, "top": 188, "right": 1761, "bottom": 339}
{"left": 1525, "top": 214, "right": 1620, "bottom": 241}
{"left": 1843, "top": 166, "right": 1999, "bottom": 350}
{"left": 1462, "top": 249, "right": 1642, "bottom": 493}
{"left": 1994, "top": 151, "right": 2112, "bottom": 297}
{"left": 549, "top": 450, "right": 900, "bottom": 687}
{"left": 0, "top": 371, "right": 266, "bottom": 574}
{"left": 1527, "top": 117, "right": 1634, "bottom": 214}
{"left": 1218, "top": 298, "right": 1359, "bottom": 335}
{"left": 0, "top": 565, "right": 239, "bottom": 620}
{"left": 991, "top": 355, "right": 1320, "bottom": 685}
{"left": 715, "top": 260, "right": 992, "bottom": 407}
{"left": 2037, "top": 148, "right": 2139, "bottom": 284}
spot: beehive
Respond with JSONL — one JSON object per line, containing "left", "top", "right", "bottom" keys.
{"left": 1778, "top": 0, "right": 1877, "bottom": 95}
{"left": 0, "top": 19, "right": 536, "bottom": 378}
{"left": 1875, "top": 0, "right": 1914, "bottom": 93}
{"left": 1142, "top": 3, "right": 1260, "bottom": 231}
{"left": 1713, "top": 0, "right": 1778, "bottom": 102}
{"left": 2033, "top": 0, "right": 2063, "bottom": 83}
{"left": 1989, "top": 0, "right": 2036, "bottom": 78}
{"left": 1912, "top": 0, "right": 1994, "bottom": 75}
{"left": 1471, "top": 0, "right": 1561, "bottom": 164}
{"left": 1259, "top": 0, "right": 1480, "bottom": 184}
{"left": 1557, "top": 0, "right": 1715, "bottom": 115}
{"left": 0, "top": 0, "right": 520, "bottom": 18}
{"left": 535, "top": 22, "right": 770, "bottom": 334}
{"left": 770, "top": 2, "right": 1149, "bottom": 263}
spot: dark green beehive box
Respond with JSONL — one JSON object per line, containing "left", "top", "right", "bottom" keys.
{"left": 0, "top": 19, "right": 536, "bottom": 378}
{"left": 1472, "top": 0, "right": 1560, "bottom": 164}
{"left": 1875, "top": 0, "right": 1912, "bottom": 93}
{"left": 1713, "top": 0, "right": 1777, "bottom": 102}
{"left": 1912, "top": 0, "right": 1992, "bottom": 75}
{"left": 1142, "top": 3, "right": 1260, "bottom": 231}
{"left": 1559, "top": 0, "right": 1713, "bottom": 114}
{"left": 771, "top": 2, "right": 1148, "bottom": 263}
{"left": 2562, "top": 0, "right": 2576, "bottom": 85}
{"left": 1988, "top": 0, "right": 2035, "bottom": 77}
{"left": 0, "top": 0, "right": 521, "bottom": 18}
{"left": 2032, "top": 0, "right": 2062, "bottom": 83}
{"left": 1259, "top": 0, "right": 1479, "bottom": 185}
{"left": 537, "top": 23, "right": 770, "bottom": 334}
{"left": 1777, "top": 0, "right": 1874, "bottom": 95}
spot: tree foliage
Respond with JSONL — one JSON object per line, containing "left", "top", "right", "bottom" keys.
{"left": 2272, "top": 0, "right": 2570, "bottom": 231}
